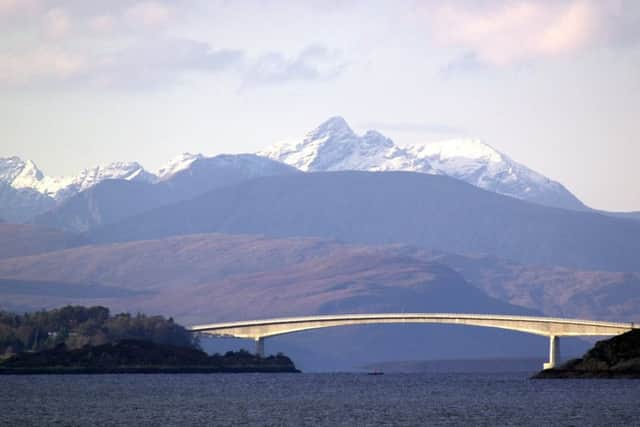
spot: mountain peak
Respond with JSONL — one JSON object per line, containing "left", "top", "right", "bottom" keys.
{"left": 0, "top": 156, "right": 28, "bottom": 183}
{"left": 305, "top": 116, "right": 353, "bottom": 142}
{"left": 318, "top": 116, "right": 350, "bottom": 129}
{"left": 307, "top": 116, "right": 354, "bottom": 140}
{"left": 0, "top": 155, "right": 157, "bottom": 202}
{"left": 1, "top": 157, "right": 50, "bottom": 192}
{"left": 259, "top": 117, "right": 586, "bottom": 210}
{"left": 157, "top": 152, "right": 204, "bottom": 180}
{"left": 75, "top": 161, "right": 153, "bottom": 184}
{"left": 260, "top": 117, "right": 405, "bottom": 172}
{"left": 11, "top": 159, "right": 45, "bottom": 188}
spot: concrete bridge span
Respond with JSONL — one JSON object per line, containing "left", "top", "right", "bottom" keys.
{"left": 188, "top": 313, "right": 637, "bottom": 369}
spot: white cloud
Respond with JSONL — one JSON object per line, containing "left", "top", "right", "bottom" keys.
{"left": 426, "top": 0, "right": 603, "bottom": 66}
{"left": 87, "top": 14, "right": 116, "bottom": 34}
{"left": 0, "top": 49, "right": 88, "bottom": 86}
{"left": 246, "top": 45, "right": 347, "bottom": 86}
{"left": 0, "top": 37, "right": 244, "bottom": 90}
{"left": 0, "top": 34, "right": 345, "bottom": 90}
{"left": 0, "top": 0, "right": 40, "bottom": 18}
{"left": 124, "top": 1, "right": 171, "bottom": 28}
{"left": 43, "top": 8, "right": 72, "bottom": 39}
{"left": 93, "top": 38, "right": 244, "bottom": 89}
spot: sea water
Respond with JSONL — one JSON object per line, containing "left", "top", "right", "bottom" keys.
{"left": 2, "top": 373, "right": 640, "bottom": 426}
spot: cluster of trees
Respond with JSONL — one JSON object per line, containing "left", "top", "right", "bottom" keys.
{"left": 0, "top": 306, "right": 197, "bottom": 356}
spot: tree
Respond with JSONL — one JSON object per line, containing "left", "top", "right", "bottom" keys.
{"left": 0, "top": 306, "right": 197, "bottom": 356}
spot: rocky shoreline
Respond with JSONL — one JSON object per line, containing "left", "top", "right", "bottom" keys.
{"left": 533, "top": 329, "right": 640, "bottom": 379}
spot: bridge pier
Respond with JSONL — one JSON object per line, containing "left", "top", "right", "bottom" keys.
{"left": 255, "top": 337, "right": 265, "bottom": 358}
{"left": 543, "top": 335, "right": 560, "bottom": 370}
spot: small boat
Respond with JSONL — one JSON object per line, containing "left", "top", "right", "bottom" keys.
{"left": 367, "top": 369, "right": 384, "bottom": 375}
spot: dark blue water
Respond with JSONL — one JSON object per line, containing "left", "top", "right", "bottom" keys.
{"left": 2, "top": 373, "right": 640, "bottom": 426}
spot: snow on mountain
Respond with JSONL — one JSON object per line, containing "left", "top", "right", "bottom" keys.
{"left": 61, "top": 161, "right": 156, "bottom": 198}
{"left": 0, "top": 157, "right": 71, "bottom": 199}
{"left": 0, "top": 150, "right": 300, "bottom": 220}
{"left": 1, "top": 152, "right": 301, "bottom": 224}
{"left": 259, "top": 117, "right": 586, "bottom": 211}
{"left": 0, "top": 156, "right": 33, "bottom": 183}
{"left": 405, "top": 140, "right": 585, "bottom": 210}
{"left": 156, "top": 152, "right": 204, "bottom": 181}
{"left": 1, "top": 115, "right": 587, "bottom": 220}
{"left": 260, "top": 117, "right": 427, "bottom": 173}
{"left": 0, "top": 157, "right": 155, "bottom": 201}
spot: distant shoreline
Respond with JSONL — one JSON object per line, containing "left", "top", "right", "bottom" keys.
{"left": 0, "top": 366, "right": 300, "bottom": 375}
{"left": 0, "top": 338, "right": 300, "bottom": 375}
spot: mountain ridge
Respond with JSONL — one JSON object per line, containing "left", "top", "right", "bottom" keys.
{"left": 5, "top": 117, "right": 638, "bottom": 223}
{"left": 0, "top": 156, "right": 154, "bottom": 200}
{"left": 88, "top": 170, "right": 640, "bottom": 272}
{"left": 33, "top": 154, "right": 300, "bottom": 232}
{"left": 259, "top": 117, "right": 586, "bottom": 211}
{"left": 0, "top": 116, "right": 587, "bottom": 222}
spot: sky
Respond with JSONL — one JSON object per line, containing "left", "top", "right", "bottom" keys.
{"left": 1, "top": 0, "right": 639, "bottom": 211}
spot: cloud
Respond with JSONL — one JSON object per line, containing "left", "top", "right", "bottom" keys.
{"left": 0, "top": 1, "right": 237, "bottom": 89}
{"left": 245, "top": 45, "right": 347, "bottom": 86}
{"left": 94, "top": 39, "right": 244, "bottom": 89}
{"left": 0, "top": 39, "right": 348, "bottom": 90}
{"left": 0, "top": 37, "right": 243, "bottom": 90}
{"left": 0, "top": 0, "right": 40, "bottom": 18}
{"left": 424, "top": 0, "right": 638, "bottom": 66}
{"left": 43, "top": 8, "right": 72, "bottom": 39}
{"left": 112, "top": 38, "right": 242, "bottom": 71}
{"left": 0, "top": 49, "right": 88, "bottom": 86}
{"left": 441, "top": 52, "right": 486, "bottom": 75}
{"left": 124, "top": 1, "right": 171, "bottom": 28}
{"left": 87, "top": 14, "right": 116, "bottom": 34}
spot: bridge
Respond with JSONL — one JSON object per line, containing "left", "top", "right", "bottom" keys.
{"left": 188, "top": 313, "right": 637, "bottom": 369}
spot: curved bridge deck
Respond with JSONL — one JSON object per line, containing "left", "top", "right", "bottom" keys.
{"left": 189, "top": 313, "right": 637, "bottom": 369}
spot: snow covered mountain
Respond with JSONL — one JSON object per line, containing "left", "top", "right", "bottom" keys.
{"left": 0, "top": 157, "right": 155, "bottom": 200}
{"left": 29, "top": 153, "right": 299, "bottom": 232}
{"left": 0, "top": 157, "right": 63, "bottom": 198}
{"left": 0, "top": 182, "right": 54, "bottom": 223}
{"left": 0, "top": 151, "right": 301, "bottom": 223}
{"left": 156, "top": 152, "right": 204, "bottom": 181}
{"left": 259, "top": 117, "right": 586, "bottom": 211}
{"left": 63, "top": 161, "right": 156, "bottom": 197}
{"left": 0, "top": 116, "right": 587, "bottom": 222}
{"left": 0, "top": 157, "right": 157, "bottom": 221}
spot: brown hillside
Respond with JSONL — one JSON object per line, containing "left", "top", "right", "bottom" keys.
{"left": 0, "top": 233, "right": 637, "bottom": 323}
{"left": 0, "top": 224, "right": 85, "bottom": 260}
{"left": 0, "top": 233, "right": 522, "bottom": 324}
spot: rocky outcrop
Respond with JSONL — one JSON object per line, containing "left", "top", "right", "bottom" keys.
{"left": 533, "top": 330, "right": 640, "bottom": 379}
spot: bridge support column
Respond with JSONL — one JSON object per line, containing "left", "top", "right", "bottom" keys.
{"left": 255, "top": 337, "right": 265, "bottom": 358}
{"left": 543, "top": 335, "right": 560, "bottom": 370}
